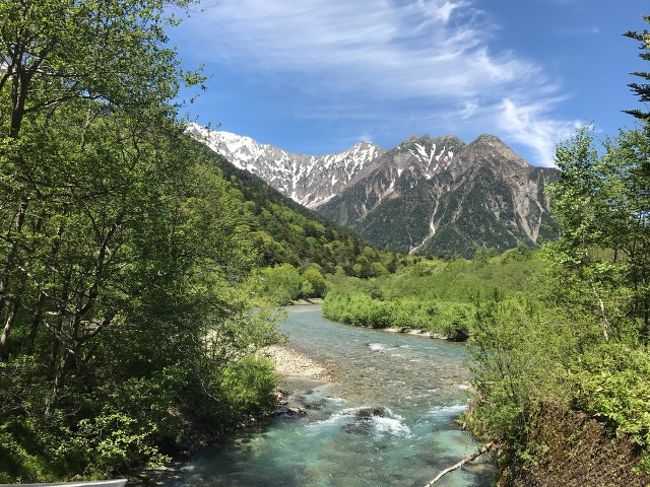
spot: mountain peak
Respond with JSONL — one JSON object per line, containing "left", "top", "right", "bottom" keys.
{"left": 433, "top": 135, "right": 466, "bottom": 148}
{"left": 353, "top": 140, "right": 376, "bottom": 147}
{"left": 349, "top": 140, "right": 382, "bottom": 152}
{"left": 401, "top": 134, "right": 434, "bottom": 146}
{"left": 465, "top": 134, "right": 530, "bottom": 168}
{"left": 399, "top": 134, "right": 465, "bottom": 148}
{"left": 471, "top": 134, "right": 507, "bottom": 147}
{"left": 188, "top": 123, "right": 385, "bottom": 209}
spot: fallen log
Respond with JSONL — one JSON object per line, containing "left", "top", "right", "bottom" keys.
{"left": 423, "top": 441, "right": 496, "bottom": 486}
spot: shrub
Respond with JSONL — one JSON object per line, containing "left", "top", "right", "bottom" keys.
{"left": 575, "top": 343, "right": 650, "bottom": 448}
{"left": 302, "top": 266, "right": 326, "bottom": 298}
{"left": 322, "top": 291, "right": 475, "bottom": 338}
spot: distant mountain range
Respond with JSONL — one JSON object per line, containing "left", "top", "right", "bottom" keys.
{"left": 188, "top": 124, "right": 558, "bottom": 257}
{"left": 187, "top": 124, "right": 384, "bottom": 209}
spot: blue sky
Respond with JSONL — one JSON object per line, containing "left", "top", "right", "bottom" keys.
{"left": 169, "top": 0, "right": 648, "bottom": 166}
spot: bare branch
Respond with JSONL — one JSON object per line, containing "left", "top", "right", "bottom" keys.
{"left": 423, "top": 441, "right": 496, "bottom": 487}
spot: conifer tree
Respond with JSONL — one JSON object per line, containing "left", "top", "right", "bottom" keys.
{"left": 624, "top": 16, "right": 650, "bottom": 124}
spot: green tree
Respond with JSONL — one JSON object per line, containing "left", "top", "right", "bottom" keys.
{"left": 474, "top": 247, "right": 497, "bottom": 266}
{"left": 0, "top": 1, "right": 288, "bottom": 481}
{"left": 624, "top": 17, "right": 650, "bottom": 123}
{"left": 254, "top": 264, "right": 303, "bottom": 305}
{"left": 369, "top": 261, "right": 389, "bottom": 277}
{"left": 0, "top": 0, "right": 202, "bottom": 139}
{"left": 0, "top": 0, "right": 204, "bottom": 358}
{"left": 548, "top": 128, "right": 650, "bottom": 342}
{"left": 302, "top": 266, "right": 326, "bottom": 298}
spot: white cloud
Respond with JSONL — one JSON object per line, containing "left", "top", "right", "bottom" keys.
{"left": 460, "top": 99, "right": 479, "bottom": 119}
{"left": 181, "top": 0, "right": 577, "bottom": 165}
{"left": 560, "top": 26, "right": 600, "bottom": 35}
{"left": 189, "top": 0, "right": 535, "bottom": 98}
{"left": 497, "top": 98, "right": 581, "bottom": 167}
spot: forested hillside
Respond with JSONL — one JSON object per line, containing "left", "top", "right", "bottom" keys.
{"left": 192, "top": 140, "right": 396, "bottom": 277}
{"left": 0, "top": 1, "right": 392, "bottom": 482}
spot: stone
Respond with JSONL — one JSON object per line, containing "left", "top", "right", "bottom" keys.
{"left": 356, "top": 407, "right": 386, "bottom": 419}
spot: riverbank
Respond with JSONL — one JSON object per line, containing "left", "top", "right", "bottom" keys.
{"left": 290, "top": 297, "right": 324, "bottom": 305}
{"left": 265, "top": 344, "right": 334, "bottom": 417}
{"left": 383, "top": 326, "right": 448, "bottom": 340}
{"left": 129, "top": 345, "right": 333, "bottom": 486}
{"left": 266, "top": 344, "right": 332, "bottom": 381}
{"left": 321, "top": 291, "right": 472, "bottom": 341}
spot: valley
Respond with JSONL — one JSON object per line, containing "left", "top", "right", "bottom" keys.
{"left": 1, "top": 2, "right": 649, "bottom": 487}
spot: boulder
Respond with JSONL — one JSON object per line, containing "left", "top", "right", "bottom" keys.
{"left": 356, "top": 407, "right": 386, "bottom": 419}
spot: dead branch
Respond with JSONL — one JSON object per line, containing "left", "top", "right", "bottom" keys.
{"left": 423, "top": 441, "right": 496, "bottom": 486}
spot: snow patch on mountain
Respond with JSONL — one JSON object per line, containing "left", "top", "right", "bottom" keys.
{"left": 187, "top": 123, "right": 384, "bottom": 208}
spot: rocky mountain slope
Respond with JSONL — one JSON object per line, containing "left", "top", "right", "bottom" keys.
{"left": 319, "top": 134, "right": 557, "bottom": 257}
{"left": 187, "top": 123, "right": 384, "bottom": 208}
{"left": 190, "top": 124, "right": 557, "bottom": 257}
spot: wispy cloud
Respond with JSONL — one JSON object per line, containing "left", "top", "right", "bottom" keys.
{"left": 181, "top": 0, "right": 578, "bottom": 165}
{"left": 497, "top": 99, "right": 581, "bottom": 166}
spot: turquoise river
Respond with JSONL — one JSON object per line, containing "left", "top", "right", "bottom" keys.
{"left": 164, "top": 304, "right": 493, "bottom": 486}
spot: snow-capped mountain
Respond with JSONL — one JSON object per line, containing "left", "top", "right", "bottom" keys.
{"left": 189, "top": 123, "right": 557, "bottom": 257}
{"left": 318, "top": 134, "right": 558, "bottom": 257}
{"left": 186, "top": 123, "right": 384, "bottom": 209}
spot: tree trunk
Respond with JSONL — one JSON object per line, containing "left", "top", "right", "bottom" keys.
{"left": 47, "top": 268, "right": 72, "bottom": 379}
{"left": 0, "top": 297, "right": 20, "bottom": 359}
{"left": 27, "top": 291, "right": 46, "bottom": 354}
{"left": 45, "top": 349, "right": 69, "bottom": 417}
{"left": 28, "top": 222, "right": 64, "bottom": 354}
{"left": 0, "top": 201, "right": 28, "bottom": 317}
{"left": 0, "top": 200, "right": 28, "bottom": 357}
{"left": 591, "top": 282, "right": 610, "bottom": 341}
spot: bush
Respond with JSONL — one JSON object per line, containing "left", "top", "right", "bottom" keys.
{"left": 251, "top": 264, "right": 303, "bottom": 304}
{"left": 322, "top": 291, "right": 475, "bottom": 338}
{"left": 218, "top": 356, "right": 277, "bottom": 419}
{"left": 302, "top": 266, "right": 326, "bottom": 298}
{"left": 575, "top": 343, "right": 650, "bottom": 448}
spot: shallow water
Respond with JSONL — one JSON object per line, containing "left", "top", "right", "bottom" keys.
{"left": 167, "top": 305, "right": 493, "bottom": 487}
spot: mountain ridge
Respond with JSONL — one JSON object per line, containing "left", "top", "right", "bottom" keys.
{"left": 318, "top": 133, "right": 557, "bottom": 256}
{"left": 186, "top": 123, "right": 384, "bottom": 209}
{"left": 189, "top": 124, "right": 558, "bottom": 257}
